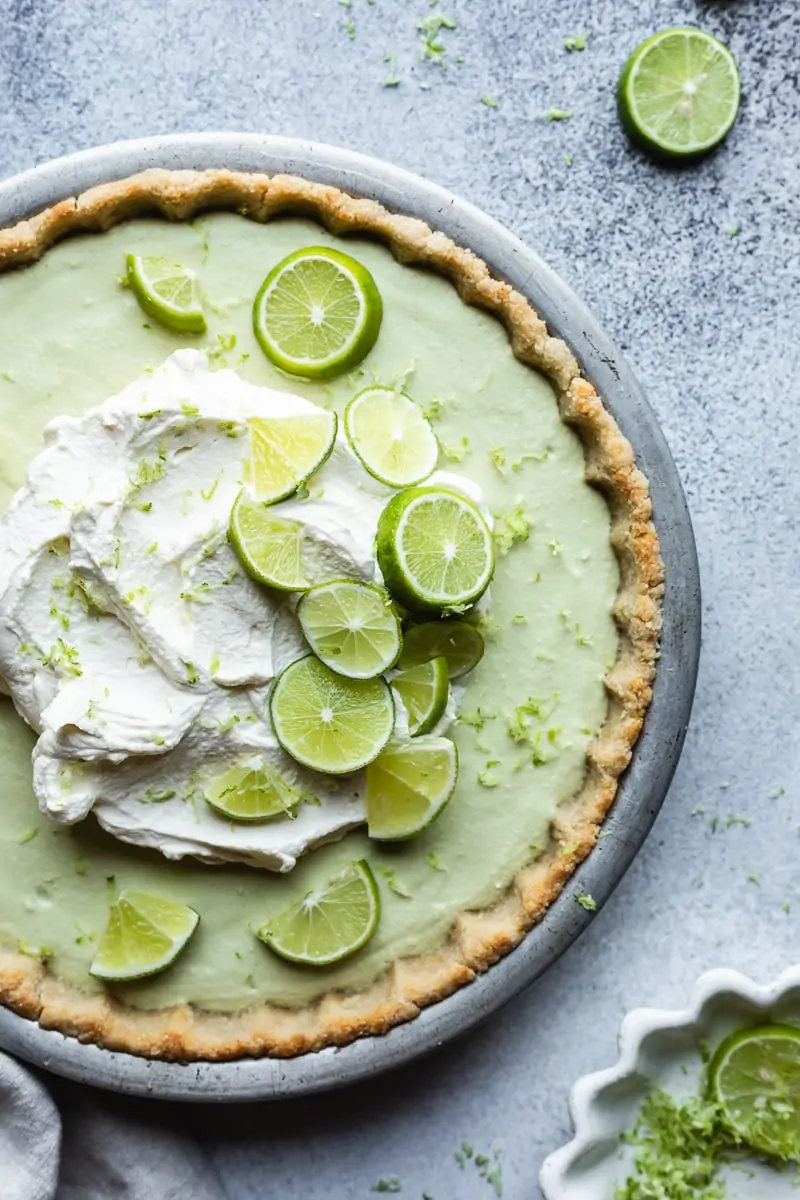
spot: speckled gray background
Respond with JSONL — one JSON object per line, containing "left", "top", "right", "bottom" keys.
{"left": 1, "top": 0, "right": 799, "bottom": 1197}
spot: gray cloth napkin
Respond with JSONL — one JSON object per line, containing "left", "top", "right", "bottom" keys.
{"left": 0, "top": 1051, "right": 228, "bottom": 1200}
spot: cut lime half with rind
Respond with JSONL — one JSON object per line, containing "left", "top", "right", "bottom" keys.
{"left": 230, "top": 490, "right": 332, "bottom": 591}
{"left": 270, "top": 655, "right": 395, "bottom": 774}
{"left": 710, "top": 1024, "right": 800, "bottom": 1159}
{"left": 126, "top": 254, "right": 207, "bottom": 334}
{"left": 366, "top": 737, "right": 458, "bottom": 841}
{"left": 253, "top": 247, "right": 383, "bottom": 380}
{"left": 89, "top": 890, "right": 199, "bottom": 982}
{"left": 377, "top": 487, "right": 495, "bottom": 614}
{"left": 398, "top": 620, "right": 485, "bottom": 680}
{"left": 205, "top": 759, "right": 303, "bottom": 822}
{"left": 344, "top": 386, "right": 439, "bottom": 487}
{"left": 246, "top": 410, "right": 337, "bottom": 505}
{"left": 618, "top": 28, "right": 741, "bottom": 161}
{"left": 297, "top": 579, "right": 402, "bottom": 679}
{"left": 391, "top": 657, "right": 449, "bottom": 736}
{"left": 257, "top": 859, "right": 380, "bottom": 966}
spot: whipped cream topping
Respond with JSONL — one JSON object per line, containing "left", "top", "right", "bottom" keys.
{"left": 0, "top": 351, "right": 482, "bottom": 871}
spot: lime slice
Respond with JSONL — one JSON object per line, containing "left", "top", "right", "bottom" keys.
{"left": 246, "top": 410, "right": 336, "bottom": 505}
{"left": 366, "top": 737, "right": 457, "bottom": 840}
{"left": 205, "top": 759, "right": 302, "bottom": 821}
{"left": 377, "top": 487, "right": 494, "bottom": 614}
{"left": 710, "top": 1024, "right": 800, "bottom": 1159}
{"left": 231, "top": 490, "right": 331, "bottom": 591}
{"left": 253, "top": 247, "right": 383, "bottom": 380}
{"left": 618, "top": 28, "right": 741, "bottom": 161}
{"left": 398, "top": 620, "right": 485, "bottom": 680}
{"left": 257, "top": 859, "right": 380, "bottom": 966}
{"left": 89, "top": 890, "right": 199, "bottom": 982}
{"left": 270, "top": 655, "right": 394, "bottom": 773}
{"left": 125, "top": 254, "right": 207, "bottom": 334}
{"left": 344, "top": 387, "right": 439, "bottom": 487}
{"left": 391, "top": 657, "right": 449, "bottom": 736}
{"left": 297, "top": 579, "right": 402, "bottom": 680}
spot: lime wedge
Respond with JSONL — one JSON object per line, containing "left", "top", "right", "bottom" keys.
{"left": 297, "top": 579, "right": 401, "bottom": 680}
{"left": 398, "top": 620, "right": 485, "bottom": 680}
{"left": 270, "top": 655, "right": 394, "bottom": 773}
{"left": 618, "top": 28, "right": 741, "bottom": 161}
{"left": 710, "top": 1024, "right": 800, "bottom": 1159}
{"left": 125, "top": 254, "right": 207, "bottom": 334}
{"left": 231, "top": 490, "right": 330, "bottom": 591}
{"left": 257, "top": 859, "right": 380, "bottom": 966}
{"left": 392, "top": 657, "right": 449, "bottom": 736}
{"left": 246, "top": 411, "right": 336, "bottom": 505}
{"left": 366, "top": 737, "right": 457, "bottom": 840}
{"left": 377, "top": 487, "right": 494, "bottom": 614}
{"left": 344, "top": 386, "right": 439, "bottom": 487}
{"left": 89, "top": 890, "right": 199, "bottom": 982}
{"left": 205, "top": 759, "right": 302, "bottom": 821}
{"left": 253, "top": 247, "right": 383, "bottom": 380}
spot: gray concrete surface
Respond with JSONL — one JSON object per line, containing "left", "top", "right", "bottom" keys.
{"left": 2, "top": 0, "right": 799, "bottom": 1196}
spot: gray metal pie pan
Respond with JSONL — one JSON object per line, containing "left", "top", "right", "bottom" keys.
{"left": 0, "top": 134, "right": 700, "bottom": 1101}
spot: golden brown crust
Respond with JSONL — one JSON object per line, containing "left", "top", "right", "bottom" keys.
{"left": 0, "top": 169, "right": 663, "bottom": 1060}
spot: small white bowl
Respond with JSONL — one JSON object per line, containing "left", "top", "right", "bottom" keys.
{"left": 540, "top": 965, "right": 800, "bottom": 1200}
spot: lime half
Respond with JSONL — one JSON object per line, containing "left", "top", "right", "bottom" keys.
{"left": 205, "top": 759, "right": 302, "bottom": 821}
{"left": 344, "top": 387, "right": 439, "bottom": 487}
{"left": 90, "top": 890, "right": 199, "bottom": 982}
{"left": 253, "top": 247, "right": 383, "bottom": 380}
{"left": 618, "top": 28, "right": 741, "bottom": 161}
{"left": 258, "top": 859, "right": 380, "bottom": 966}
{"left": 392, "top": 657, "right": 449, "bottom": 736}
{"left": 246, "top": 410, "right": 336, "bottom": 504}
{"left": 710, "top": 1024, "right": 800, "bottom": 1159}
{"left": 377, "top": 487, "right": 494, "bottom": 614}
{"left": 297, "top": 579, "right": 402, "bottom": 679}
{"left": 231, "top": 490, "right": 331, "bottom": 591}
{"left": 270, "top": 655, "right": 394, "bottom": 773}
{"left": 366, "top": 737, "right": 457, "bottom": 841}
{"left": 126, "top": 254, "right": 207, "bottom": 334}
{"left": 398, "top": 620, "right": 485, "bottom": 680}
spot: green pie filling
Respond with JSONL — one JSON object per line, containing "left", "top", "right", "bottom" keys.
{"left": 0, "top": 214, "right": 618, "bottom": 1012}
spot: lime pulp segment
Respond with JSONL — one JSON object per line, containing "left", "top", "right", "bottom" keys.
{"left": 270, "top": 655, "right": 395, "bottom": 773}
{"left": 89, "top": 890, "right": 199, "bottom": 982}
{"left": 366, "top": 737, "right": 458, "bottom": 841}
{"left": 618, "top": 28, "right": 741, "bottom": 160}
{"left": 710, "top": 1024, "right": 800, "bottom": 1159}
{"left": 344, "top": 386, "right": 439, "bottom": 487}
{"left": 391, "top": 656, "right": 449, "bottom": 736}
{"left": 258, "top": 859, "right": 380, "bottom": 965}
{"left": 376, "top": 487, "right": 495, "bottom": 613}
{"left": 246, "top": 410, "right": 337, "bottom": 504}
{"left": 398, "top": 620, "right": 485, "bottom": 679}
{"left": 205, "top": 759, "right": 303, "bottom": 821}
{"left": 297, "top": 579, "right": 402, "bottom": 679}
{"left": 125, "top": 254, "right": 207, "bottom": 334}
{"left": 253, "top": 247, "right": 383, "bottom": 380}
{"left": 231, "top": 490, "right": 324, "bottom": 591}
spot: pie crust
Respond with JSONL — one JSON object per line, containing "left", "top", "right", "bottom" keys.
{"left": 0, "top": 169, "right": 663, "bottom": 1060}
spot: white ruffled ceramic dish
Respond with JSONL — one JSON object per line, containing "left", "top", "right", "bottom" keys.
{"left": 540, "top": 965, "right": 800, "bottom": 1200}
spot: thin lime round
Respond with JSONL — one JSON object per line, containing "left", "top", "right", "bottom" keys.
{"left": 344, "top": 386, "right": 439, "bottom": 487}
{"left": 398, "top": 620, "right": 485, "bottom": 680}
{"left": 377, "top": 487, "right": 494, "bottom": 614}
{"left": 257, "top": 859, "right": 380, "bottom": 966}
{"left": 391, "top": 657, "right": 449, "bottom": 736}
{"left": 366, "top": 736, "right": 457, "bottom": 841}
{"left": 246, "top": 410, "right": 336, "bottom": 504}
{"left": 125, "top": 254, "right": 207, "bottom": 334}
{"left": 297, "top": 579, "right": 402, "bottom": 679}
{"left": 270, "top": 656, "right": 394, "bottom": 774}
{"left": 710, "top": 1024, "right": 800, "bottom": 1159}
{"left": 205, "top": 759, "right": 302, "bottom": 821}
{"left": 231, "top": 490, "right": 328, "bottom": 591}
{"left": 253, "top": 247, "right": 383, "bottom": 380}
{"left": 618, "top": 28, "right": 741, "bottom": 161}
{"left": 89, "top": 890, "right": 199, "bottom": 982}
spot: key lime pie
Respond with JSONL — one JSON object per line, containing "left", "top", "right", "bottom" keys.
{"left": 0, "top": 170, "right": 662, "bottom": 1059}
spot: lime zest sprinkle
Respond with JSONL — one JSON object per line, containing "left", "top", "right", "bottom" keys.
{"left": 74, "top": 856, "right": 87, "bottom": 876}
{"left": 441, "top": 435, "right": 470, "bottom": 462}
{"left": 493, "top": 504, "right": 532, "bottom": 556}
{"left": 478, "top": 762, "right": 501, "bottom": 788}
{"left": 458, "top": 707, "right": 496, "bottom": 732}
{"left": 481, "top": 96, "right": 498, "bottom": 108}
{"left": 138, "top": 409, "right": 162, "bottom": 420}
{"left": 427, "top": 851, "right": 448, "bottom": 873}
{"left": 184, "top": 661, "right": 200, "bottom": 685}
{"left": 616, "top": 1090, "right": 730, "bottom": 1200}
{"left": 575, "top": 892, "right": 597, "bottom": 911}
{"left": 418, "top": 12, "right": 456, "bottom": 68}
{"left": 748, "top": 871, "right": 760, "bottom": 885}
{"left": 18, "top": 940, "right": 54, "bottom": 959}
{"left": 201, "top": 472, "right": 223, "bottom": 501}
{"left": 564, "top": 33, "right": 587, "bottom": 51}
{"left": 372, "top": 1180, "right": 403, "bottom": 1194}
{"left": 381, "top": 53, "right": 401, "bottom": 86}
{"left": 724, "top": 813, "right": 751, "bottom": 829}
{"left": 545, "top": 108, "right": 574, "bottom": 121}
{"left": 182, "top": 402, "right": 200, "bottom": 417}
{"left": 142, "top": 788, "right": 177, "bottom": 804}
{"left": 379, "top": 868, "right": 412, "bottom": 899}
{"left": 489, "top": 446, "right": 507, "bottom": 475}
{"left": 16, "top": 827, "right": 39, "bottom": 845}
